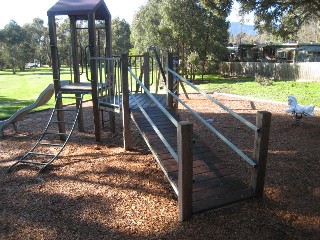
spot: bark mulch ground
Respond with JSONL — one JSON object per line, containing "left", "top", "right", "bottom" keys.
{"left": 1, "top": 93, "right": 319, "bottom": 240}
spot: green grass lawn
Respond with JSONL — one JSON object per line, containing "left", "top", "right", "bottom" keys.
{"left": 185, "top": 74, "right": 320, "bottom": 107}
{"left": 1, "top": 68, "right": 319, "bottom": 119}
{"left": 0, "top": 67, "right": 91, "bottom": 119}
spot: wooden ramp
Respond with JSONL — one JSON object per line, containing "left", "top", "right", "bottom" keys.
{"left": 130, "top": 95, "right": 254, "bottom": 214}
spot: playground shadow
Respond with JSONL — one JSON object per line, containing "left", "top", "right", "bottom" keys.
{"left": 0, "top": 172, "right": 147, "bottom": 239}
{"left": 0, "top": 120, "right": 177, "bottom": 239}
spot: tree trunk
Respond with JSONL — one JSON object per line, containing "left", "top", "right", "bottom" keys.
{"left": 12, "top": 61, "right": 16, "bottom": 74}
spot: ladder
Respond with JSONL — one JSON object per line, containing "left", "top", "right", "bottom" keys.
{"left": 8, "top": 92, "right": 83, "bottom": 174}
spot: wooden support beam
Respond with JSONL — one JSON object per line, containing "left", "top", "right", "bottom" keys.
{"left": 48, "top": 15, "right": 59, "bottom": 86}
{"left": 104, "top": 15, "right": 112, "bottom": 58}
{"left": 49, "top": 15, "right": 65, "bottom": 141}
{"left": 251, "top": 111, "right": 272, "bottom": 198}
{"left": 88, "top": 13, "right": 101, "bottom": 142}
{"left": 104, "top": 15, "right": 115, "bottom": 132}
{"left": 70, "top": 16, "right": 80, "bottom": 83}
{"left": 121, "top": 54, "right": 131, "bottom": 150}
{"left": 166, "top": 52, "right": 174, "bottom": 111}
{"left": 178, "top": 121, "right": 193, "bottom": 221}
{"left": 70, "top": 16, "right": 84, "bottom": 132}
{"left": 143, "top": 52, "right": 150, "bottom": 91}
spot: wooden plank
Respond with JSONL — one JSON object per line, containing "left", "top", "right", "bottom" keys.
{"left": 150, "top": 95, "right": 166, "bottom": 107}
{"left": 88, "top": 13, "right": 101, "bottom": 142}
{"left": 136, "top": 95, "right": 150, "bottom": 108}
{"left": 122, "top": 54, "right": 131, "bottom": 150}
{"left": 133, "top": 109, "right": 168, "bottom": 118}
{"left": 141, "top": 133, "right": 176, "bottom": 143}
{"left": 193, "top": 174, "right": 246, "bottom": 192}
{"left": 135, "top": 122, "right": 175, "bottom": 131}
{"left": 192, "top": 188, "right": 253, "bottom": 214}
{"left": 143, "top": 52, "right": 150, "bottom": 91}
{"left": 192, "top": 168, "right": 236, "bottom": 182}
{"left": 178, "top": 121, "right": 193, "bottom": 221}
{"left": 166, "top": 52, "right": 174, "bottom": 111}
{"left": 251, "top": 111, "right": 272, "bottom": 198}
{"left": 129, "top": 94, "right": 167, "bottom": 110}
{"left": 192, "top": 181, "right": 248, "bottom": 202}
{"left": 131, "top": 104, "right": 253, "bottom": 216}
{"left": 192, "top": 162, "right": 231, "bottom": 175}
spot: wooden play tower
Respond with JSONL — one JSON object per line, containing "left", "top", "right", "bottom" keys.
{"left": 47, "top": 0, "right": 112, "bottom": 142}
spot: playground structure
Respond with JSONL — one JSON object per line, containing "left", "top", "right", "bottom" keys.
{"left": 47, "top": 0, "right": 113, "bottom": 142}
{"left": 7, "top": 0, "right": 272, "bottom": 221}
{"left": 0, "top": 84, "right": 54, "bottom": 138}
{"left": 7, "top": 92, "right": 83, "bottom": 173}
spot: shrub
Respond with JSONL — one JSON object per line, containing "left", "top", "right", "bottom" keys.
{"left": 255, "top": 74, "right": 273, "bottom": 86}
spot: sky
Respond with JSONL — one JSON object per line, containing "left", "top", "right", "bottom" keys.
{"left": 0, "top": 0, "right": 252, "bottom": 29}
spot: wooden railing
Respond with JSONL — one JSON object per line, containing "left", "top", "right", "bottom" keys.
{"left": 166, "top": 52, "right": 272, "bottom": 206}
{"left": 121, "top": 53, "right": 272, "bottom": 221}
{"left": 121, "top": 53, "right": 193, "bottom": 221}
{"left": 165, "top": 64, "right": 272, "bottom": 196}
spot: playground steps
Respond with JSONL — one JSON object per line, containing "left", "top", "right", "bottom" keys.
{"left": 8, "top": 92, "right": 83, "bottom": 174}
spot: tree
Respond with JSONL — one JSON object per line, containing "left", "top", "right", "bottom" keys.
{"left": 24, "top": 18, "right": 49, "bottom": 66}
{"left": 112, "top": 18, "right": 132, "bottom": 55}
{"left": 0, "top": 20, "right": 31, "bottom": 73}
{"left": 131, "top": 0, "right": 169, "bottom": 54}
{"left": 56, "top": 18, "right": 71, "bottom": 66}
{"left": 239, "top": 0, "right": 320, "bottom": 38}
{"left": 296, "top": 18, "right": 320, "bottom": 43}
{"left": 131, "top": 0, "right": 229, "bottom": 76}
{"left": 0, "top": 40, "right": 8, "bottom": 70}
{"left": 200, "top": 0, "right": 320, "bottom": 39}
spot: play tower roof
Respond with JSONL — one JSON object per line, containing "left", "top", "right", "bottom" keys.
{"left": 47, "top": 0, "right": 111, "bottom": 20}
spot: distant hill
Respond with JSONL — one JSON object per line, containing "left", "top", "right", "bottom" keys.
{"left": 229, "top": 22, "right": 257, "bottom": 36}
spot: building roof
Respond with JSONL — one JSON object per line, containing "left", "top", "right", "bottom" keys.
{"left": 47, "top": 0, "right": 110, "bottom": 20}
{"left": 296, "top": 45, "right": 320, "bottom": 52}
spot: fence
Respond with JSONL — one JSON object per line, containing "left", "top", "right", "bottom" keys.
{"left": 220, "top": 62, "right": 320, "bottom": 82}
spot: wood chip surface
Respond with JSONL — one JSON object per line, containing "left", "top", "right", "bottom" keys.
{"left": 1, "top": 93, "right": 319, "bottom": 239}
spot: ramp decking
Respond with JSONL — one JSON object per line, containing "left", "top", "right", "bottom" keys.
{"left": 129, "top": 94, "right": 254, "bottom": 214}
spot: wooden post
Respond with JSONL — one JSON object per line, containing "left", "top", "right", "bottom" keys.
{"left": 70, "top": 16, "right": 84, "bottom": 132}
{"left": 70, "top": 16, "right": 80, "bottom": 83}
{"left": 48, "top": 15, "right": 65, "bottom": 141}
{"left": 143, "top": 52, "right": 150, "bottom": 91}
{"left": 166, "top": 52, "right": 174, "bottom": 111}
{"left": 104, "top": 15, "right": 115, "bottom": 132}
{"left": 121, "top": 54, "right": 131, "bottom": 150}
{"left": 251, "top": 111, "right": 272, "bottom": 198}
{"left": 48, "top": 15, "right": 59, "bottom": 90}
{"left": 178, "top": 121, "right": 193, "bottom": 221}
{"left": 88, "top": 13, "right": 101, "bottom": 142}
{"left": 104, "top": 15, "right": 112, "bottom": 58}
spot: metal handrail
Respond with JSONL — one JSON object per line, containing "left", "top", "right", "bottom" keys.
{"left": 148, "top": 46, "right": 167, "bottom": 84}
{"left": 128, "top": 89, "right": 178, "bottom": 162}
{"left": 166, "top": 87, "right": 256, "bottom": 167}
{"left": 128, "top": 68, "right": 178, "bottom": 127}
{"left": 165, "top": 67, "right": 257, "bottom": 168}
{"left": 166, "top": 67, "right": 259, "bottom": 132}
{"left": 91, "top": 56, "right": 121, "bottom": 99}
{"left": 90, "top": 56, "right": 121, "bottom": 61}
{"left": 128, "top": 68, "right": 179, "bottom": 162}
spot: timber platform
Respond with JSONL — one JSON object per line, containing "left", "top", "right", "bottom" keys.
{"left": 129, "top": 94, "right": 254, "bottom": 214}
